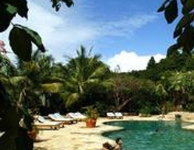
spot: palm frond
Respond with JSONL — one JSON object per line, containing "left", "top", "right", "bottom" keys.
{"left": 9, "top": 76, "right": 29, "bottom": 85}
{"left": 41, "top": 83, "right": 63, "bottom": 93}
{"left": 65, "top": 93, "right": 80, "bottom": 108}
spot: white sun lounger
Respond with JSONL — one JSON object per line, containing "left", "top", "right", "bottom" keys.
{"left": 48, "top": 113, "right": 75, "bottom": 124}
{"left": 66, "top": 112, "right": 86, "bottom": 121}
{"left": 106, "top": 112, "right": 116, "bottom": 119}
{"left": 34, "top": 115, "right": 63, "bottom": 130}
{"left": 74, "top": 112, "right": 86, "bottom": 119}
{"left": 115, "top": 112, "right": 123, "bottom": 119}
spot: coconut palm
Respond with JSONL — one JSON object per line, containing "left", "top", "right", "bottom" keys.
{"left": 61, "top": 46, "right": 113, "bottom": 109}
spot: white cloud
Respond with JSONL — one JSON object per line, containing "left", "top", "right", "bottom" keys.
{"left": 0, "top": 1, "right": 98, "bottom": 62}
{"left": 0, "top": 1, "right": 158, "bottom": 65}
{"left": 106, "top": 51, "right": 166, "bottom": 72}
{"left": 97, "top": 14, "right": 157, "bottom": 37}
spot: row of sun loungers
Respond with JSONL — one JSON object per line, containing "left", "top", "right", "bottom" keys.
{"left": 34, "top": 112, "right": 86, "bottom": 130}
{"left": 48, "top": 113, "right": 76, "bottom": 124}
{"left": 33, "top": 112, "right": 123, "bottom": 130}
{"left": 106, "top": 112, "right": 123, "bottom": 119}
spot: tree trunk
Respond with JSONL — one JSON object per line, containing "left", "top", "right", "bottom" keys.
{"left": 116, "top": 98, "right": 131, "bottom": 111}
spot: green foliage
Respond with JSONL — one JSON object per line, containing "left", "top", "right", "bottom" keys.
{"left": 163, "top": 101, "right": 176, "bottom": 113}
{"left": 134, "top": 50, "right": 194, "bottom": 82}
{"left": 112, "top": 74, "right": 135, "bottom": 110}
{"left": 0, "top": 0, "right": 28, "bottom": 32}
{"left": 158, "top": 0, "right": 194, "bottom": 54}
{"left": 1, "top": 1, "right": 194, "bottom": 149}
{"left": 51, "top": 0, "right": 74, "bottom": 11}
{"left": 84, "top": 105, "right": 99, "bottom": 120}
{"left": 158, "top": 0, "right": 178, "bottom": 24}
{"left": 146, "top": 56, "right": 156, "bottom": 70}
{"left": 9, "top": 26, "right": 32, "bottom": 61}
{"left": 0, "top": 2, "right": 17, "bottom": 32}
{"left": 0, "top": 0, "right": 74, "bottom": 32}
{"left": 139, "top": 106, "right": 152, "bottom": 117}
{"left": 0, "top": 54, "right": 17, "bottom": 76}
{"left": 61, "top": 46, "right": 113, "bottom": 109}
{"left": 0, "top": 1, "right": 74, "bottom": 150}
{"left": 9, "top": 25, "right": 46, "bottom": 61}
{"left": 111, "top": 73, "right": 161, "bottom": 114}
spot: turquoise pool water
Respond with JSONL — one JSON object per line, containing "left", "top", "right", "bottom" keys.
{"left": 103, "top": 121, "right": 194, "bottom": 150}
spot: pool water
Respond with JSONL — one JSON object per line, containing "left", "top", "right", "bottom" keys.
{"left": 103, "top": 121, "right": 194, "bottom": 150}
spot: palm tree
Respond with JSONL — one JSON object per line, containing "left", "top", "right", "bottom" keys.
{"left": 61, "top": 46, "right": 113, "bottom": 109}
{"left": 15, "top": 50, "right": 64, "bottom": 105}
{"left": 0, "top": 50, "right": 65, "bottom": 149}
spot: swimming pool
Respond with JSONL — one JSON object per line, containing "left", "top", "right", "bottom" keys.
{"left": 103, "top": 121, "right": 194, "bottom": 150}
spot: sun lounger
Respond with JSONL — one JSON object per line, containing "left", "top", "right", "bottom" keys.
{"left": 34, "top": 115, "right": 63, "bottom": 130}
{"left": 54, "top": 113, "right": 77, "bottom": 123}
{"left": 66, "top": 112, "right": 86, "bottom": 121}
{"left": 115, "top": 112, "right": 123, "bottom": 119}
{"left": 74, "top": 112, "right": 86, "bottom": 119}
{"left": 48, "top": 113, "right": 75, "bottom": 124}
{"left": 106, "top": 112, "right": 116, "bottom": 119}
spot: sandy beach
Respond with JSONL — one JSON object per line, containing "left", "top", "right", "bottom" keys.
{"left": 34, "top": 112, "right": 194, "bottom": 150}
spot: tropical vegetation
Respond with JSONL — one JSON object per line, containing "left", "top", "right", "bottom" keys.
{"left": 0, "top": 0, "right": 194, "bottom": 150}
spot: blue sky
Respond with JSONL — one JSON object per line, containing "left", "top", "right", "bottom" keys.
{"left": 0, "top": 0, "right": 177, "bottom": 72}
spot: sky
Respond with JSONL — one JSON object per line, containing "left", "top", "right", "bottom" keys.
{"left": 0, "top": 0, "right": 178, "bottom": 72}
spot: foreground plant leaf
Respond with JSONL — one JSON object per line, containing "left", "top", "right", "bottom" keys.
{"left": 0, "top": 3, "right": 17, "bottom": 32}
{"left": 20, "top": 25, "right": 46, "bottom": 52}
{"left": 9, "top": 26, "right": 32, "bottom": 61}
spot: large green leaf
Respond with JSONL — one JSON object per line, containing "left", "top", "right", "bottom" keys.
{"left": 165, "top": 0, "right": 178, "bottom": 24}
{"left": 177, "top": 26, "right": 194, "bottom": 53}
{"left": 63, "top": 0, "right": 74, "bottom": 7}
{"left": 173, "top": 14, "right": 194, "bottom": 38}
{"left": 9, "top": 26, "right": 32, "bottom": 61}
{"left": 6, "top": 3, "right": 17, "bottom": 14}
{"left": 65, "top": 93, "right": 80, "bottom": 108}
{"left": 51, "top": 0, "right": 74, "bottom": 11}
{"left": 2, "top": 0, "right": 28, "bottom": 18}
{"left": 19, "top": 25, "right": 46, "bottom": 52}
{"left": 17, "top": 0, "right": 28, "bottom": 18}
{"left": 157, "top": 0, "right": 171, "bottom": 12}
{"left": 0, "top": 3, "right": 16, "bottom": 32}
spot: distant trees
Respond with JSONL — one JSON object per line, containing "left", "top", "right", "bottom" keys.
{"left": 112, "top": 74, "right": 133, "bottom": 111}
{"left": 146, "top": 56, "right": 156, "bottom": 70}
{"left": 135, "top": 50, "right": 194, "bottom": 82}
